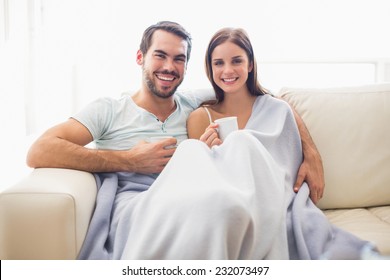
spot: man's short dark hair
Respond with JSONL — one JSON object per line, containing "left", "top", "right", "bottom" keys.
{"left": 139, "top": 21, "right": 192, "bottom": 62}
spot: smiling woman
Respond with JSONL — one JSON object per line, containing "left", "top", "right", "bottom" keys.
{"left": 1, "top": 0, "right": 390, "bottom": 187}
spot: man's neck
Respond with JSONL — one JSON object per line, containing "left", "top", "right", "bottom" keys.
{"left": 132, "top": 89, "right": 177, "bottom": 122}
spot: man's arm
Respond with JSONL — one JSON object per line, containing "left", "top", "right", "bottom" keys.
{"left": 290, "top": 108, "right": 325, "bottom": 204}
{"left": 26, "top": 118, "right": 177, "bottom": 174}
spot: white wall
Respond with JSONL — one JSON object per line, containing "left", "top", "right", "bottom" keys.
{"left": 5, "top": 0, "right": 390, "bottom": 133}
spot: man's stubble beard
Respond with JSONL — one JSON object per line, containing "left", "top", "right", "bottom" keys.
{"left": 142, "top": 66, "right": 183, "bottom": 99}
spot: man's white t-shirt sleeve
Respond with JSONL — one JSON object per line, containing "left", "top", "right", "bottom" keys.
{"left": 72, "top": 97, "right": 114, "bottom": 140}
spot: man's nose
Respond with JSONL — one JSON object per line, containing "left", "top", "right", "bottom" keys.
{"left": 163, "top": 58, "right": 175, "bottom": 71}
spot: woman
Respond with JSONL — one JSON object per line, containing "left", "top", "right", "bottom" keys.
{"left": 182, "top": 27, "right": 375, "bottom": 259}
{"left": 188, "top": 28, "right": 326, "bottom": 205}
{"left": 187, "top": 27, "right": 268, "bottom": 146}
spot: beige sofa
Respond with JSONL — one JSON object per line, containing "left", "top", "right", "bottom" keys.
{"left": 1, "top": 83, "right": 389, "bottom": 259}
{"left": 281, "top": 83, "right": 390, "bottom": 257}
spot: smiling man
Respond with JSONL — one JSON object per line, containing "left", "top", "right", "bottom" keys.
{"left": 139, "top": 30, "right": 187, "bottom": 99}
{"left": 132, "top": 29, "right": 188, "bottom": 122}
{"left": 27, "top": 21, "right": 199, "bottom": 174}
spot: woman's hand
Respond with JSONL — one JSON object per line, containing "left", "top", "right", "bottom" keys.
{"left": 199, "top": 123, "right": 223, "bottom": 148}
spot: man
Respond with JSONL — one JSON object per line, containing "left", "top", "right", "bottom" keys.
{"left": 27, "top": 21, "right": 327, "bottom": 259}
{"left": 27, "top": 21, "right": 324, "bottom": 201}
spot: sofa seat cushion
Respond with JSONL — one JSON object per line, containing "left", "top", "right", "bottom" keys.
{"left": 323, "top": 206, "right": 390, "bottom": 255}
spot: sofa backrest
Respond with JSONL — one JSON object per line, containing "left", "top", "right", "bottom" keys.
{"left": 280, "top": 83, "right": 390, "bottom": 210}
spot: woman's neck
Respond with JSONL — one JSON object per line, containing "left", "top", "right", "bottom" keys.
{"left": 212, "top": 90, "right": 258, "bottom": 129}
{"left": 219, "top": 90, "right": 257, "bottom": 113}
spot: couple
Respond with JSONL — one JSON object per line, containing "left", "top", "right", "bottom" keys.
{"left": 27, "top": 21, "right": 374, "bottom": 259}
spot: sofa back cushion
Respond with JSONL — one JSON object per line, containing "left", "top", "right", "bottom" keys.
{"left": 280, "top": 83, "right": 390, "bottom": 210}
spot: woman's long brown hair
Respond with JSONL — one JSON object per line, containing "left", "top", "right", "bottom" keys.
{"left": 204, "top": 28, "right": 268, "bottom": 104}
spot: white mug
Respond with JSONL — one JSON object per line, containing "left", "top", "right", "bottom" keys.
{"left": 214, "top": 116, "right": 238, "bottom": 141}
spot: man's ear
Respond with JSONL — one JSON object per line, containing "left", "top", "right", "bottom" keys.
{"left": 136, "top": 50, "right": 143, "bottom": 65}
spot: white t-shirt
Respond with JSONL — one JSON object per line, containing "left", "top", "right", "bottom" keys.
{"left": 72, "top": 90, "right": 211, "bottom": 150}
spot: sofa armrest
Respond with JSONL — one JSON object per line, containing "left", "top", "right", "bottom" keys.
{"left": 0, "top": 168, "right": 97, "bottom": 259}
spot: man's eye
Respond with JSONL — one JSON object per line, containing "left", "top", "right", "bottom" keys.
{"left": 175, "top": 58, "right": 186, "bottom": 63}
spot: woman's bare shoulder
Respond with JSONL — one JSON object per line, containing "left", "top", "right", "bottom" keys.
{"left": 187, "top": 107, "right": 212, "bottom": 139}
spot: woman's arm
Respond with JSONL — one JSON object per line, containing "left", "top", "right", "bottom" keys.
{"left": 187, "top": 108, "right": 222, "bottom": 147}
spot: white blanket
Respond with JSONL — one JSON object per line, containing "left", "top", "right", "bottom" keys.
{"left": 78, "top": 95, "right": 376, "bottom": 259}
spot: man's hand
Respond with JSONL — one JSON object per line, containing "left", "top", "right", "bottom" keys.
{"left": 283, "top": 97, "right": 325, "bottom": 204}
{"left": 293, "top": 146, "right": 325, "bottom": 204}
{"left": 127, "top": 138, "right": 177, "bottom": 174}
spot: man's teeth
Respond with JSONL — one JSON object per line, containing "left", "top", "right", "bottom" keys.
{"left": 157, "top": 75, "right": 174, "bottom": 81}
